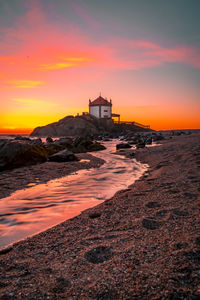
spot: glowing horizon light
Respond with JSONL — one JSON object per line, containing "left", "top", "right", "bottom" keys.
{"left": 2, "top": 126, "right": 17, "bottom": 130}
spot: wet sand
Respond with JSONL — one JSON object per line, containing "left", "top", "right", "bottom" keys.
{"left": 0, "top": 133, "right": 200, "bottom": 299}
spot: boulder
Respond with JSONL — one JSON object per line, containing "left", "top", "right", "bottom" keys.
{"left": 49, "top": 150, "right": 79, "bottom": 162}
{"left": 55, "top": 137, "right": 73, "bottom": 148}
{"left": 30, "top": 138, "right": 43, "bottom": 145}
{"left": 153, "top": 134, "right": 165, "bottom": 141}
{"left": 145, "top": 137, "right": 152, "bottom": 145}
{"left": 46, "top": 136, "right": 53, "bottom": 143}
{"left": 73, "top": 136, "right": 93, "bottom": 148}
{"left": 0, "top": 140, "right": 48, "bottom": 171}
{"left": 136, "top": 142, "right": 146, "bottom": 149}
{"left": 116, "top": 143, "right": 132, "bottom": 150}
{"left": 86, "top": 142, "right": 106, "bottom": 152}
{"left": 14, "top": 135, "right": 31, "bottom": 141}
{"left": 72, "top": 136, "right": 105, "bottom": 153}
{"left": 44, "top": 143, "right": 63, "bottom": 156}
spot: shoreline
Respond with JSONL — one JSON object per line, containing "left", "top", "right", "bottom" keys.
{"left": 0, "top": 153, "right": 105, "bottom": 200}
{"left": 0, "top": 133, "right": 200, "bottom": 299}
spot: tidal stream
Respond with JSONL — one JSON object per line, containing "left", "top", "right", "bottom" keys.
{"left": 0, "top": 140, "right": 148, "bottom": 249}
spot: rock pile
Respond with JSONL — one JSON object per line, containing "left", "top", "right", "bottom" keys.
{"left": 0, "top": 136, "right": 105, "bottom": 171}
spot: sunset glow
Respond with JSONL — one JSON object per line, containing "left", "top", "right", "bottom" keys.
{"left": 1, "top": 0, "right": 200, "bottom": 133}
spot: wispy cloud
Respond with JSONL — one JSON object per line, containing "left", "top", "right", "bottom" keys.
{"left": 12, "top": 98, "right": 56, "bottom": 106}
{"left": 0, "top": 2, "right": 199, "bottom": 88}
{"left": 39, "top": 62, "right": 76, "bottom": 70}
{"left": 7, "top": 80, "right": 43, "bottom": 88}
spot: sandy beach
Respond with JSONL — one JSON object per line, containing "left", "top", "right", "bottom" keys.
{"left": 0, "top": 133, "right": 200, "bottom": 299}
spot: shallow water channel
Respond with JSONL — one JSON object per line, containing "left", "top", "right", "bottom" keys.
{"left": 0, "top": 140, "right": 148, "bottom": 249}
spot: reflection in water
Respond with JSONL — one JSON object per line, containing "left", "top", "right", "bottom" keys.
{"left": 0, "top": 140, "right": 148, "bottom": 249}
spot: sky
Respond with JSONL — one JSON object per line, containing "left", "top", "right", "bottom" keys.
{"left": 0, "top": 0, "right": 200, "bottom": 133}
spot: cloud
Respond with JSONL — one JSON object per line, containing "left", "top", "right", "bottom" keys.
{"left": 39, "top": 62, "right": 76, "bottom": 70}
{"left": 0, "top": 1, "right": 199, "bottom": 88}
{"left": 12, "top": 98, "right": 56, "bottom": 106}
{"left": 7, "top": 80, "right": 43, "bottom": 88}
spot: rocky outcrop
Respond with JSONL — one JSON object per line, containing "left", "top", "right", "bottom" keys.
{"left": 30, "top": 114, "right": 153, "bottom": 137}
{"left": 30, "top": 115, "right": 101, "bottom": 137}
{"left": 49, "top": 150, "right": 79, "bottom": 162}
{"left": 0, "top": 136, "right": 106, "bottom": 171}
{"left": 0, "top": 139, "right": 48, "bottom": 171}
{"left": 116, "top": 143, "right": 132, "bottom": 150}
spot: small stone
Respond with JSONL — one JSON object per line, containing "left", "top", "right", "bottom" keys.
{"left": 85, "top": 246, "right": 113, "bottom": 264}
{"left": 142, "top": 218, "right": 161, "bottom": 230}
{"left": 89, "top": 212, "right": 101, "bottom": 219}
{"left": 146, "top": 201, "right": 161, "bottom": 208}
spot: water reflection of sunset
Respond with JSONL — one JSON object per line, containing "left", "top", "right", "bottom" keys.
{"left": 0, "top": 141, "right": 148, "bottom": 248}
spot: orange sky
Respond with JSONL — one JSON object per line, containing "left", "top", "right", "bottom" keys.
{"left": 0, "top": 1, "right": 200, "bottom": 133}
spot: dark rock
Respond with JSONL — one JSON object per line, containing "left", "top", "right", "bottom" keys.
{"left": 55, "top": 137, "right": 73, "bottom": 148}
{"left": 142, "top": 218, "right": 161, "bottom": 230}
{"left": 46, "top": 136, "right": 53, "bottom": 143}
{"left": 84, "top": 246, "right": 113, "bottom": 264}
{"left": 73, "top": 136, "right": 93, "bottom": 147}
{"left": 0, "top": 140, "right": 48, "bottom": 171}
{"left": 52, "top": 277, "right": 71, "bottom": 293}
{"left": 146, "top": 137, "right": 152, "bottom": 145}
{"left": 49, "top": 150, "right": 79, "bottom": 162}
{"left": 0, "top": 282, "right": 8, "bottom": 289}
{"left": 31, "top": 138, "right": 43, "bottom": 145}
{"left": 116, "top": 143, "right": 132, "bottom": 150}
{"left": 14, "top": 135, "right": 31, "bottom": 141}
{"left": 136, "top": 141, "right": 146, "bottom": 148}
{"left": 146, "top": 201, "right": 161, "bottom": 208}
{"left": 44, "top": 143, "right": 63, "bottom": 156}
{"left": 86, "top": 142, "right": 106, "bottom": 152}
{"left": 30, "top": 115, "right": 101, "bottom": 137}
{"left": 152, "top": 134, "right": 165, "bottom": 141}
{"left": 89, "top": 212, "right": 101, "bottom": 219}
{"left": 72, "top": 137, "right": 106, "bottom": 153}
{"left": 0, "top": 246, "right": 13, "bottom": 255}
{"left": 129, "top": 152, "right": 135, "bottom": 158}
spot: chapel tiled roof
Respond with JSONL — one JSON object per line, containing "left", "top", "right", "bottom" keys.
{"left": 89, "top": 96, "right": 111, "bottom": 106}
